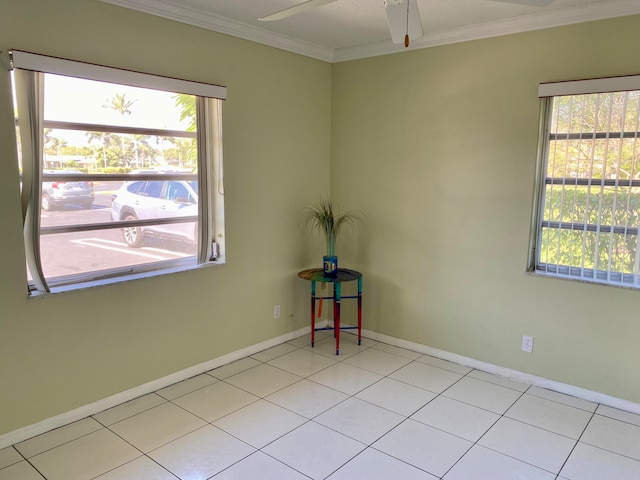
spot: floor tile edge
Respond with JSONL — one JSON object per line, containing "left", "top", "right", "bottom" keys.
{"left": 360, "top": 328, "right": 640, "bottom": 417}
{"left": 0, "top": 325, "right": 312, "bottom": 449}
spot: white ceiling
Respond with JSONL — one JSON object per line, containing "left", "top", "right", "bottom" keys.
{"left": 100, "top": 0, "right": 640, "bottom": 62}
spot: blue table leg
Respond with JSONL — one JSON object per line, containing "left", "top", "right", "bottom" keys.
{"left": 335, "top": 281, "right": 341, "bottom": 355}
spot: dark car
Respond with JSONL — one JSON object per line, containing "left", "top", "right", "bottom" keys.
{"left": 41, "top": 169, "right": 94, "bottom": 211}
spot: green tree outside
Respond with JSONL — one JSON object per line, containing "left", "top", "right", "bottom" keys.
{"left": 541, "top": 91, "right": 640, "bottom": 278}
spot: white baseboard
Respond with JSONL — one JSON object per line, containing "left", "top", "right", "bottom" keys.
{"left": 360, "top": 328, "right": 640, "bottom": 416}
{"left": 2, "top": 325, "right": 639, "bottom": 449}
{"left": 0, "top": 324, "right": 315, "bottom": 449}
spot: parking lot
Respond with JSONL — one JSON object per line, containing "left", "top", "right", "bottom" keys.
{"left": 37, "top": 182, "right": 195, "bottom": 279}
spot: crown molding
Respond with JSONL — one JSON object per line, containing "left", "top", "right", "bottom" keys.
{"left": 100, "top": 0, "right": 640, "bottom": 64}
{"left": 332, "top": 0, "right": 640, "bottom": 62}
{"left": 99, "top": 0, "right": 335, "bottom": 62}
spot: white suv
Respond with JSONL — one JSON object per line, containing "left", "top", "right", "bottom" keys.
{"left": 111, "top": 179, "right": 198, "bottom": 247}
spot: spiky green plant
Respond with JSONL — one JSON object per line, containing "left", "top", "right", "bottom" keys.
{"left": 300, "top": 198, "right": 361, "bottom": 257}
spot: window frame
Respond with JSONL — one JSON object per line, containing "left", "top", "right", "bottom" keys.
{"left": 529, "top": 74, "right": 640, "bottom": 288}
{"left": 6, "top": 50, "right": 226, "bottom": 295}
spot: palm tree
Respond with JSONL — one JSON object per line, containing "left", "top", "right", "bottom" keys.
{"left": 174, "top": 94, "right": 196, "bottom": 131}
{"left": 44, "top": 134, "right": 68, "bottom": 168}
{"left": 131, "top": 134, "right": 157, "bottom": 168}
{"left": 104, "top": 93, "right": 136, "bottom": 166}
{"left": 52, "top": 137, "right": 68, "bottom": 156}
{"left": 86, "top": 131, "right": 111, "bottom": 168}
{"left": 44, "top": 128, "right": 53, "bottom": 147}
{"left": 172, "top": 95, "right": 197, "bottom": 168}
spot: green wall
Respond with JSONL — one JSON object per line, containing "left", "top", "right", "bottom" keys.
{"left": 1, "top": 0, "right": 640, "bottom": 439}
{"left": 332, "top": 15, "right": 640, "bottom": 403}
{"left": 0, "top": 0, "right": 330, "bottom": 435}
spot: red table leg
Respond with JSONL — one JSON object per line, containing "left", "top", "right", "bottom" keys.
{"left": 311, "top": 280, "right": 316, "bottom": 347}
{"left": 334, "top": 281, "right": 341, "bottom": 355}
{"left": 357, "top": 277, "right": 362, "bottom": 345}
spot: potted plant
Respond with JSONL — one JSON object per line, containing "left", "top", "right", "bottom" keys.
{"left": 301, "top": 198, "right": 361, "bottom": 275}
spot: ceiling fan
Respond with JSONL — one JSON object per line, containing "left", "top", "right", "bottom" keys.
{"left": 259, "top": 0, "right": 555, "bottom": 48}
{"left": 259, "top": 0, "right": 422, "bottom": 48}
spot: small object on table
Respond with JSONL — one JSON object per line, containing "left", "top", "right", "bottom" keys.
{"left": 297, "top": 268, "right": 362, "bottom": 355}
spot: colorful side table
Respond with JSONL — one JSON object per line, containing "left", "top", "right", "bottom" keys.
{"left": 297, "top": 268, "right": 362, "bottom": 355}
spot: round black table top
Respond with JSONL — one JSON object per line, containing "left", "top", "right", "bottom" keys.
{"left": 297, "top": 268, "right": 362, "bottom": 283}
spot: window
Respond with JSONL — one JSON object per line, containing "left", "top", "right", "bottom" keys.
{"left": 531, "top": 75, "right": 640, "bottom": 287}
{"left": 7, "top": 51, "right": 226, "bottom": 294}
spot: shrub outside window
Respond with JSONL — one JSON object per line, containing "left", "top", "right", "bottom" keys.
{"left": 531, "top": 76, "right": 640, "bottom": 287}
{"left": 7, "top": 51, "right": 226, "bottom": 294}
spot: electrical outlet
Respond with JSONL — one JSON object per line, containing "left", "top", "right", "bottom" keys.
{"left": 273, "top": 305, "right": 281, "bottom": 319}
{"left": 522, "top": 335, "right": 534, "bottom": 353}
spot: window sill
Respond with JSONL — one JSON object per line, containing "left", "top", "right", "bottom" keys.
{"left": 28, "top": 257, "right": 226, "bottom": 298}
{"left": 525, "top": 269, "right": 640, "bottom": 291}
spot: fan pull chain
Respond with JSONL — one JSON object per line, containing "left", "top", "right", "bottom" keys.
{"left": 404, "top": 0, "right": 410, "bottom": 47}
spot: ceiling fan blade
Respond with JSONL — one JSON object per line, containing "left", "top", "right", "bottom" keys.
{"left": 489, "top": 0, "right": 555, "bottom": 6}
{"left": 385, "top": 0, "right": 423, "bottom": 46}
{"left": 259, "top": 0, "right": 339, "bottom": 22}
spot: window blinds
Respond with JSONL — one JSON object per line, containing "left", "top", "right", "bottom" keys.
{"left": 539, "top": 75, "right": 640, "bottom": 98}
{"left": 9, "top": 50, "right": 227, "bottom": 100}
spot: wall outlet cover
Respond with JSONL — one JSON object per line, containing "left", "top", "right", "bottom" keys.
{"left": 522, "top": 335, "right": 534, "bottom": 353}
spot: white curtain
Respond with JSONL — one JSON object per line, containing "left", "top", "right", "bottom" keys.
{"left": 14, "top": 69, "right": 49, "bottom": 293}
{"left": 196, "top": 97, "right": 225, "bottom": 264}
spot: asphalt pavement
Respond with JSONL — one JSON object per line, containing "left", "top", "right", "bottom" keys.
{"left": 36, "top": 182, "right": 195, "bottom": 280}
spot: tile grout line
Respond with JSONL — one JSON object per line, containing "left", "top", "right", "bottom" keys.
{"left": 164, "top": 344, "right": 640, "bottom": 479}
{"left": 524, "top": 387, "right": 599, "bottom": 414}
{"left": 211, "top": 340, "right": 538, "bottom": 480}
{"left": 553, "top": 407, "right": 598, "bottom": 480}
{"left": 440, "top": 380, "right": 618, "bottom": 479}
{"left": 9, "top": 445, "right": 48, "bottom": 480}
{"left": 303, "top": 349, "right": 420, "bottom": 479}
{"left": 435, "top": 370, "right": 509, "bottom": 479}
{"left": 93, "top": 392, "right": 168, "bottom": 426}
{"left": 156, "top": 338, "right": 367, "bottom": 478}
{"left": 12, "top": 420, "right": 112, "bottom": 466}
{"left": 9, "top": 335, "right": 640, "bottom": 479}
{"left": 207, "top": 338, "right": 418, "bottom": 479}
{"left": 435, "top": 393, "right": 600, "bottom": 480}
{"left": 363, "top": 363, "right": 477, "bottom": 479}
{"left": 311, "top": 352, "right": 474, "bottom": 479}
{"left": 91, "top": 415, "right": 174, "bottom": 480}
{"left": 573, "top": 412, "right": 640, "bottom": 465}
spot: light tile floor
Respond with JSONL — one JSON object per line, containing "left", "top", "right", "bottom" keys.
{"left": 2, "top": 332, "right": 640, "bottom": 479}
